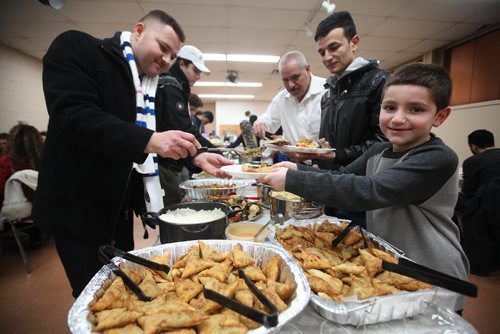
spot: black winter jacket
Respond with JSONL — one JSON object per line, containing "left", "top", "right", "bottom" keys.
{"left": 319, "top": 59, "right": 389, "bottom": 169}
{"left": 155, "top": 63, "right": 213, "bottom": 172}
{"left": 33, "top": 31, "right": 153, "bottom": 244}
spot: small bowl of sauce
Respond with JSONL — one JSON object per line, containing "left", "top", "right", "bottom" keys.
{"left": 225, "top": 222, "right": 269, "bottom": 242}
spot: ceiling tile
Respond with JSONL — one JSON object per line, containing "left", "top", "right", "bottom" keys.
{"left": 361, "top": 36, "right": 422, "bottom": 52}
{"left": 393, "top": 0, "right": 494, "bottom": 21}
{"left": 335, "top": 0, "right": 411, "bottom": 16}
{"left": 432, "top": 22, "right": 484, "bottom": 41}
{"left": 371, "top": 18, "right": 454, "bottom": 39}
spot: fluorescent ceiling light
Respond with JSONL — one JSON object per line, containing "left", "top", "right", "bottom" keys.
{"left": 198, "top": 94, "right": 255, "bottom": 99}
{"left": 203, "top": 53, "right": 226, "bottom": 61}
{"left": 203, "top": 53, "right": 279, "bottom": 63}
{"left": 195, "top": 81, "right": 262, "bottom": 88}
{"left": 227, "top": 54, "right": 280, "bottom": 63}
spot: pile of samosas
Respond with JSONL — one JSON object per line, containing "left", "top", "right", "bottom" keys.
{"left": 275, "top": 219, "right": 432, "bottom": 302}
{"left": 89, "top": 241, "right": 296, "bottom": 334}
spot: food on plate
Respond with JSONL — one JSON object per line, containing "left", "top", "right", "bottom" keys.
{"left": 159, "top": 208, "right": 226, "bottom": 225}
{"left": 241, "top": 163, "right": 273, "bottom": 173}
{"left": 274, "top": 219, "right": 433, "bottom": 301}
{"left": 266, "top": 136, "right": 290, "bottom": 146}
{"left": 192, "top": 171, "right": 215, "bottom": 179}
{"left": 294, "top": 137, "right": 331, "bottom": 149}
{"left": 238, "top": 147, "right": 264, "bottom": 158}
{"left": 89, "top": 241, "right": 296, "bottom": 333}
{"left": 270, "top": 191, "right": 302, "bottom": 202}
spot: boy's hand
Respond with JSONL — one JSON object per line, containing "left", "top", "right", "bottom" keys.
{"left": 258, "top": 167, "right": 288, "bottom": 191}
{"left": 273, "top": 161, "right": 298, "bottom": 170}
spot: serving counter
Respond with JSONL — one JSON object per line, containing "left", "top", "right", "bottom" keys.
{"left": 143, "top": 186, "right": 478, "bottom": 333}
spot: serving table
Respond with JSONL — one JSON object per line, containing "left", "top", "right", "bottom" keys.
{"left": 146, "top": 184, "right": 478, "bottom": 333}
{"left": 244, "top": 186, "right": 477, "bottom": 333}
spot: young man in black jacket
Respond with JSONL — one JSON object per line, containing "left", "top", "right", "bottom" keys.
{"left": 299, "top": 11, "right": 390, "bottom": 224}
{"left": 155, "top": 45, "right": 215, "bottom": 206}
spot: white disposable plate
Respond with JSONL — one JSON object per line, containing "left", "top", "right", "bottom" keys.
{"left": 221, "top": 164, "right": 273, "bottom": 179}
{"left": 282, "top": 145, "right": 335, "bottom": 154}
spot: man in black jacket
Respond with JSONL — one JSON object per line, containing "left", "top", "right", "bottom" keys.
{"left": 34, "top": 10, "right": 231, "bottom": 297}
{"left": 305, "top": 11, "right": 390, "bottom": 224}
{"left": 155, "top": 45, "right": 215, "bottom": 206}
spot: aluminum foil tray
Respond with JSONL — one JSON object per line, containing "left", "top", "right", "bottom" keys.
{"left": 180, "top": 178, "right": 250, "bottom": 200}
{"left": 68, "top": 239, "right": 311, "bottom": 333}
{"left": 268, "top": 215, "right": 460, "bottom": 326}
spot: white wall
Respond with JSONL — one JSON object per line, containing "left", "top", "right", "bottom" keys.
{"left": 214, "top": 100, "right": 270, "bottom": 132}
{"left": 434, "top": 99, "right": 500, "bottom": 165}
{"left": 0, "top": 44, "right": 48, "bottom": 133}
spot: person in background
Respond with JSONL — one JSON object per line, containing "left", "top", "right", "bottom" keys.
{"left": 156, "top": 45, "right": 226, "bottom": 206}
{"left": 459, "top": 129, "right": 500, "bottom": 275}
{"left": 260, "top": 63, "right": 469, "bottom": 312}
{"left": 0, "top": 132, "right": 7, "bottom": 156}
{"left": 249, "top": 114, "right": 258, "bottom": 126}
{"left": 0, "top": 124, "right": 45, "bottom": 245}
{"left": 298, "top": 11, "right": 390, "bottom": 226}
{"left": 227, "top": 120, "right": 261, "bottom": 149}
{"left": 199, "top": 110, "right": 214, "bottom": 135}
{"left": 461, "top": 129, "right": 500, "bottom": 200}
{"left": 253, "top": 51, "right": 326, "bottom": 144}
{"left": 33, "top": 10, "right": 230, "bottom": 298}
{"left": 188, "top": 93, "right": 203, "bottom": 127}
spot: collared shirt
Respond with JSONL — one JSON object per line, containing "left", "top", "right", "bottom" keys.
{"left": 258, "top": 74, "right": 327, "bottom": 144}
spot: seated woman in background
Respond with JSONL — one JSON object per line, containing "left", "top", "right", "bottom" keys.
{"left": 0, "top": 124, "right": 45, "bottom": 244}
{"left": 227, "top": 120, "right": 262, "bottom": 149}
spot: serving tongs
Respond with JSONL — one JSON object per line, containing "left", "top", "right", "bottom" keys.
{"left": 382, "top": 258, "right": 478, "bottom": 297}
{"left": 98, "top": 245, "right": 170, "bottom": 302}
{"left": 198, "top": 146, "right": 264, "bottom": 158}
{"left": 331, "top": 220, "right": 360, "bottom": 249}
{"left": 204, "top": 269, "right": 279, "bottom": 328}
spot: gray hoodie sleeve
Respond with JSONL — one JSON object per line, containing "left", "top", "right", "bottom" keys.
{"left": 285, "top": 141, "right": 458, "bottom": 211}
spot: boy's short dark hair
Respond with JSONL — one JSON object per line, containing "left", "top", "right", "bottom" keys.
{"left": 203, "top": 111, "right": 214, "bottom": 123}
{"left": 140, "top": 10, "right": 185, "bottom": 43}
{"left": 315, "top": 11, "right": 357, "bottom": 42}
{"left": 189, "top": 94, "right": 203, "bottom": 109}
{"left": 383, "top": 63, "right": 452, "bottom": 111}
{"left": 468, "top": 129, "right": 495, "bottom": 148}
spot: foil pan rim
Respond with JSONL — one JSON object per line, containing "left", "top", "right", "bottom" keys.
{"left": 68, "top": 239, "right": 311, "bottom": 334}
{"left": 267, "top": 215, "right": 460, "bottom": 325}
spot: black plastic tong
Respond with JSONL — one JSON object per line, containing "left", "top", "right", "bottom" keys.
{"left": 331, "top": 220, "right": 360, "bottom": 248}
{"left": 204, "top": 269, "right": 279, "bottom": 328}
{"left": 98, "top": 245, "right": 170, "bottom": 301}
{"left": 382, "top": 258, "right": 478, "bottom": 297}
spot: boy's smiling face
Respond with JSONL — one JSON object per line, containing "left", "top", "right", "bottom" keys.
{"left": 380, "top": 84, "right": 451, "bottom": 152}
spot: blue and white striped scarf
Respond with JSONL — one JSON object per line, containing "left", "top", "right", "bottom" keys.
{"left": 120, "top": 31, "right": 164, "bottom": 212}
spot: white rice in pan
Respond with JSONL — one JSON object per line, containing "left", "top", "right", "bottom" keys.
{"left": 159, "top": 208, "right": 226, "bottom": 225}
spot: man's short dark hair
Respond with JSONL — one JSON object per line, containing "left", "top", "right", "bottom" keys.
{"left": 383, "top": 63, "right": 452, "bottom": 111}
{"left": 315, "top": 11, "right": 357, "bottom": 42}
{"left": 140, "top": 10, "right": 185, "bottom": 43}
{"left": 468, "top": 129, "right": 495, "bottom": 148}
{"left": 203, "top": 111, "right": 214, "bottom": 123}
{"left": 189, "top": 94, "right": 203, "bottom": 109}
{"left": 0, "top": 132, "right": 7, "bottom": 140}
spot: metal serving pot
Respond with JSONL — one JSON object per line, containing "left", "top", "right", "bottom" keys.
{"left": 270, "top": 196, "right": 324, "bottom": 221}
{"left": 255, "top": 183, "right": 273, "bottom": 208}
{"left": 141, "top": 202, "right": 237, "bottom": 244}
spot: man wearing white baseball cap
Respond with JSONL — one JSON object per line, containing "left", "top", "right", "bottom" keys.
{"left": 177, "top": 45, "right": 211, "bottom": 74}
{"left": 155, "top": 45, "right": 223, "bottom": 206}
